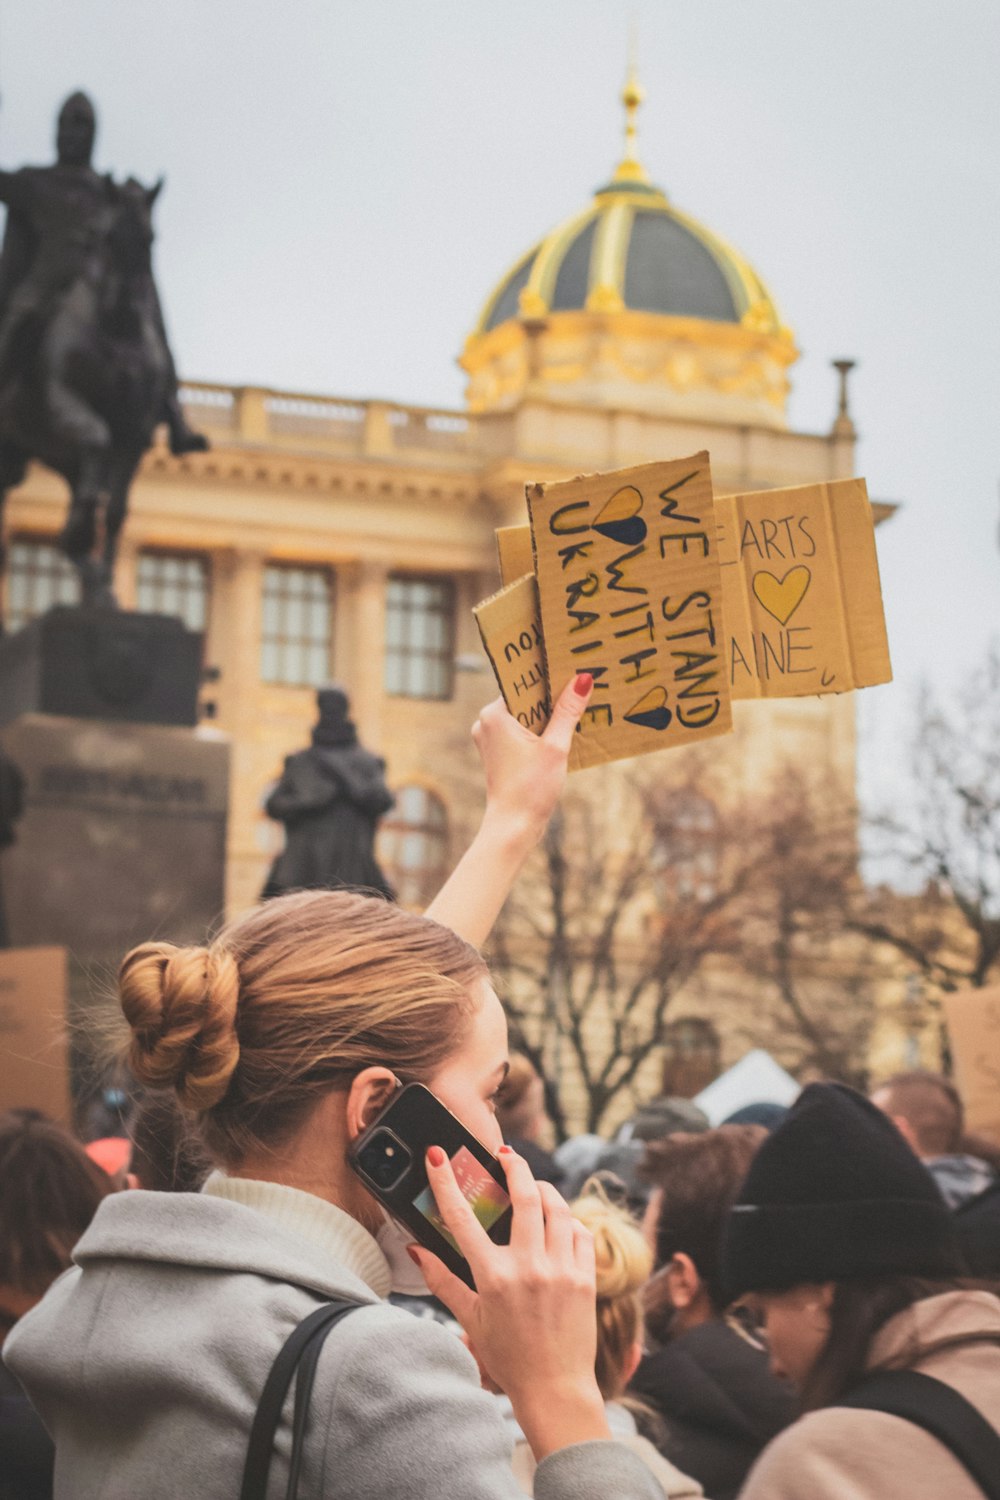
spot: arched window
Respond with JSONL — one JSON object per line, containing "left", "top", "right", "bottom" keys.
{"left": 651, "top": 791, "right": 719, "bottom": 904}
{"left": 377, "top": 786, "right": 449, "bottom": 908}
{"left": 659, "top": 1017, "right": 721, "bottom": 1098}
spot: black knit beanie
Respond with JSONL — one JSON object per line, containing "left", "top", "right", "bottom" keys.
{"left": 721, "top": 1082, "right": 964, "bottom": 1302}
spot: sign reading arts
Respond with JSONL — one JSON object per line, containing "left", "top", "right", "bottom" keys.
{"left": 526, "top": 453, "right": 732, "bottom": 770}
{"left": 718, "top": 478, "right": 891, "bottom": 697}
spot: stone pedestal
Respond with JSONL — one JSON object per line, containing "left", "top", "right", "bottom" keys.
{"left": 0, "top": 605, "right": 202, "bottom": 727}
{"left": 0, "top": 712, "right": 229, "bottom": 1108}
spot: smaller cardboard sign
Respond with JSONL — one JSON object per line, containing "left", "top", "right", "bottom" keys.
{"left": 0, "top": 946, "right": 71, "bottom": 1121}
{"left": 497, "top": 525, "right": 535, "bottom": 589}
{"left": 717, "top": 478, "right": 891, "bottom": 697}
{"left": 473, "top": 574, "right": 550, "bottom": 734}
{"left": 527, "top": 453, "right": 732, "bottom": 770}
{"left": 942, "top": 986, "right": 1000, "bottom": 1144}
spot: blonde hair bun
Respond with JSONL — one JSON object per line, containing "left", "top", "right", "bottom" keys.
{"left": 572, "top": 1178, "right": 653, "bottom": 1299}
{"left": 119, "top": 941, "right": 241, "bottom": 1110}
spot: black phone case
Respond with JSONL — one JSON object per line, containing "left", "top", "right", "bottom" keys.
{"left": 347, "top": 1082, "right": 512, "bottom": 1289}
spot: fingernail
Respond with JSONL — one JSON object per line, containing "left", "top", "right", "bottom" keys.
{"left": 427, "top": 1145, "right": 446, "bottom": 1167}
{"left": 498, "top": 1144, "right": 513, "bottom": 1155}
{"left": 574, "top": 673, "right": 593, "bottom": 696}
{"left": 406, "top": 1245, "right": 421, "bottom": 1265}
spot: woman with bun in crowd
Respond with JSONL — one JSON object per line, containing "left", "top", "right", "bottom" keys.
{"left": 7, "top": 678, "right": 665, "bottom": 1500}
{"left": 505, "top": 1180, "right": 702, "bottom": 1497}
{"left": 722, "top": 1083, "right": 1000, "bottom": 1499}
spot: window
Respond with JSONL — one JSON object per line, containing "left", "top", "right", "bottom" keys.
{"left": 659, "top": 1018, "right": 721, "bottom": 1098}
{"left": 3, "top": 537, "right": 78, "bottom": 631}
{"left": 384, "top": 575, "right": 455, "bottom": 699}
{"left": 137, "top": 551, "right": 210, "bottom": 632}
{"left": 261, "top": 564, "right": 334, "bottom": 686}
{"left": 377, "top": 785, "right": 449, "bottom": 907}
{"left": 651, "top": 791, "right": 719, "bottom": 904}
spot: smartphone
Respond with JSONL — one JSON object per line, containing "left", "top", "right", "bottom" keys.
{"left": 348, "top": 1082, "right": 512, "bottom": 1289}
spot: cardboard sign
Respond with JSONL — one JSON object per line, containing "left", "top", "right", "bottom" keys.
{"left": 527, "top": 454, "right": 732, "bottom": 770}
{"left": 943, "top": 986, "right": 1000, "bottom": 1144}
{"left": 718, "top": 478, "right": 892, "bottom": 697}
{"left": 473, "top": 574, "right": 550, "bottom": 734}
{"left": 489, "top": 478, "right": 891, "bottom": 705}
{"left": 497, "top": 525, "right": 536, "bottom": 589}
{"left": 0, "top": 946, "right": 71, "bottom": 1121}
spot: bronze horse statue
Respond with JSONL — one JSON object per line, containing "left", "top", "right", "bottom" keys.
{"left": 0, "top": 92, "right": 206, "bottom": 613}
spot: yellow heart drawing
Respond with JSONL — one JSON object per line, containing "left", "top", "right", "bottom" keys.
{"left": 752, "top": 566, "right": 812, "bottom": 625}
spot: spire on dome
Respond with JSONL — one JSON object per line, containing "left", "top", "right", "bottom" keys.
{"left": 612, "top": 45, "right": 652, "bottom": 187}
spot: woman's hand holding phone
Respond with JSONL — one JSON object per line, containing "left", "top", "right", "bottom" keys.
{"left": 409, "top": 1143, "right": 611, "bottom": 1462}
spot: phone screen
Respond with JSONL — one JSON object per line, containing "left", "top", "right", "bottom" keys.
{"left": 411, "top": 1144, "right": 511, "bottom": 1253}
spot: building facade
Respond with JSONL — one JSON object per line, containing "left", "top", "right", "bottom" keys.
{"left": 3, "top": 83, "right": 902, "bottom": 1112}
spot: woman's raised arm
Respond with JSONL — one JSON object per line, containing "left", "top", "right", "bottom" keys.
{"left": 424, "top": 674, "right": 592, "bottom": 949}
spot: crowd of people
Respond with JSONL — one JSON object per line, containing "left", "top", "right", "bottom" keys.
{"left": 2, "top": 679, "right": 999, "bottom": 1499}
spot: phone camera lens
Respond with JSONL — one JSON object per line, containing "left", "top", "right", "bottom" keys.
{"left": 358, "top": 1130, "right": 411, "bottom": 1191}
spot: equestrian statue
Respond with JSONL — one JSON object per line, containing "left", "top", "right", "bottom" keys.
{"left": 0, "top": 91, "right": 207, "bottom": 611}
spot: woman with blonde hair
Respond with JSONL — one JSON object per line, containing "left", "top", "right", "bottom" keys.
{"left": 507, "top": 1180, "right": 703, "bottom": 1497}
{"left": 7, "top": 679, "right": 665, "bottom": 1500}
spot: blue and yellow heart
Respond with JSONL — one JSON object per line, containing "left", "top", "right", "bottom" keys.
{"left": 624, "top": 686, "right": 672, "bottom": 732}
{"left": 593, "top": 486, "right": 647, "bottom": 547}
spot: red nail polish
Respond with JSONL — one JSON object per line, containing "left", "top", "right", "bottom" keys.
{"left": 574, "top": 673, "right": 593, "bottom": 696}
{"left": 427, "top": 1145, "right": 446, "bottom": 1167}
{"left": 498, "top": 1144, "right": 513, "bottom": 1154}
{"left": 406, "top": 1245, "right": 421, "bottom": 1265}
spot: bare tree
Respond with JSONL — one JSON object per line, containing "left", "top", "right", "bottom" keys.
{"left": 851, "top": 647, "right": 1000, "bottom": 994}
{"left": 488, "top": 767, "right": 876, "bottom": 1137}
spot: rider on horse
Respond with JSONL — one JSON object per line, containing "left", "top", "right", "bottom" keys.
{"left": 0, "top": 91, "right": 202, "bottom": 458}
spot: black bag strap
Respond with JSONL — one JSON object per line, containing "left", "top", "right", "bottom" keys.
{"left": 239, "top": 1299, "right": 359, "bottom": 1500}
{"left": 840, "top": 1369, "right": 1000, "bottom": 1500}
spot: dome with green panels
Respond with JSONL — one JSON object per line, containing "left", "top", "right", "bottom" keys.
{"left": 461, "top": 73, "right": 797, "bottom": 425}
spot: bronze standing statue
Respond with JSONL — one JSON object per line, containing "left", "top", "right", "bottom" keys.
{"left": 262, "top": 689, "right": 396, "bottom": 901}
{"left": 0, "top": 92, "right": 206, "bottom": 609}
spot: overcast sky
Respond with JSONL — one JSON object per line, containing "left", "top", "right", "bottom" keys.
{"left": 1, "top": 1, "right": 997, "bottom": 814}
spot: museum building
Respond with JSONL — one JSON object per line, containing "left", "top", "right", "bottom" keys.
{"left": 4, "top": 83, "right": 906, "bottom": 1092}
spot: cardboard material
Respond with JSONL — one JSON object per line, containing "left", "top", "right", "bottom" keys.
{"left": 527, "top": 454, "right": 732, "bottom": 770}
{"left": 473, "top": 574, "right": 550, "bottom": 734}
{"left": 942, "top": 986, "right": 1000, "bottom": 1143}
{"left": 496, "top": 525, "right": 536, "bottom": 589}
{"left": 0, "top": 946, "right": 71, "bottom": 1121}
{"left": 486, "top": 477, "right": 892, "bottom": 715}
{"left": 717, "top": 477, "right": 892, "bottom": 697}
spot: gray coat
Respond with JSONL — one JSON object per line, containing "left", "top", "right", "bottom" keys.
{"left": 6, "top": 1189, "right": 663, "bottom": 1500}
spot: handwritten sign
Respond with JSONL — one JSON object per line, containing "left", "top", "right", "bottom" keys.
{"left": 717, "top": 478, "right": 891, "bottom": 696}
{"left": 943, "top": 986, "right": 1000, "bottom": 1144}
{"left": 0, "top": 946, "right": 71, "bottom": 1121}
{"left": 497, "top": 525, "right": 536, "bottom": 589}
{"left": 473, "top": 574, "right": 550, "bottom": 734}
{"left": 527, "top": 454, "right": 732, "bottom": 770}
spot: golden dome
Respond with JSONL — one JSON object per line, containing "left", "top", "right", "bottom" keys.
{"left": 461, "top": 72, "right": 798, "bottom": 427}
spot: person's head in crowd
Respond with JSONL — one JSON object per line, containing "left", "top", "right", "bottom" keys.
{"left": 571, "top": 1180, "right": 653, "bottom": 1399}
{"left": 495, "top": 1052, "right": 547, "bottom": 1145}
{"left": 118, "top": 889, "right": 500, "bottom": 1194}
{"left": 641, "top": 1125, "right": 766, "bottom": 1341}
{"left": 870, "top": 1069, "right": 964, "bottom": 1159}
{"left": 721, "top": 1083, "right": 976, "bottom": 1409}
{"left": 127, "top": 1090, "right": 211, "bottom": 1192}
{"left": 0, "top": 1112, "right": 114, "bottom": 1344}
{"left": 626, "top": 1095, "right": 710, "bottom": 1143}
{"left": 721, "top": 1102, "right": 789, "bottom": 1132}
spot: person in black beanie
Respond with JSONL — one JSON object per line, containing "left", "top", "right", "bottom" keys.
{"left": 722, "top": 1082, "right": 1000, "bottom": 1500}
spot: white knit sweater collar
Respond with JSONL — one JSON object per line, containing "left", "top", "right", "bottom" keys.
{"left": 201, "top": 1170, "right": 391, "bottom": 1299}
